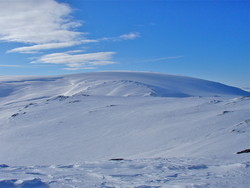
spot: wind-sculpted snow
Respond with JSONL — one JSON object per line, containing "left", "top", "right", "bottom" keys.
{"left": 0, "top": 158, "right": 249, "bottom": 188}
{"left": 0, "top": 72, "right": 249, "bottom": 105}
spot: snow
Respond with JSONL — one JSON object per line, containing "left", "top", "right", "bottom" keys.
{"left": 1, "top": 158, "right": 250, "bottom": 188}
{"left": 0, "top": 72, "right": 249, "bottom": 106}
{"left": 0, "top": 71, "right": 249, "bottom": 187}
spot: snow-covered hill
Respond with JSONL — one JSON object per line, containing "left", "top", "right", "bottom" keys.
{"left": 0, "top": 71, "right": 249, "bottom": 187}
{"left": 0, "top": 71, "right": 249, "bottom": 105}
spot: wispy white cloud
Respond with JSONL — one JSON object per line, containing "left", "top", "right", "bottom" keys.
{"left": 0, "top": 64, "right": 25, "bottom": 68}
{"left": 31, "top": 51, "right": 116, "bottom": 70}
{"left": 63, "top": 67, "right": 96, "bottom": 71}
{"left": 7, "top": 31, "right": 138, "bottom": 53}
{"left": 101, "top": 32, "right": 140, "bottom": 42}
{"left": 0, "top": 0, "right": 138, "bottom": 70}
{"left": 140, "top": 56, "right": 183, "bottom": 63}
{"left": 0, "top": 0, "right": 82, "bottom": 45}
{"left": 119, "top": 32, "right": 140, "bottom": 40}
{"left": 7, "top": 40, "right": 98, "bottom": 54}
{"left": 0, "top": 0, "right": 139, "bottom": 52}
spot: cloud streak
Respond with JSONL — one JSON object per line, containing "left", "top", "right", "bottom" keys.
{"left": 7, "top": 31, "right": 139, "bottom": 54}
{"left": 31, "top": 51, "right": 116, "bottom": 70}
{"left": 140, "top": 56, "right": 183, "bottom": 63}
{"left": 7, "top": 40, "right": 98, "bottom": 54}
{"left": 119, "top": 32, "right": 140, "bottom": 40}
{"left": 0, "top": 64, "right": 26, "bottom": 68}
{"left": 101, "top": 32, "right": 140, "bottom": 42}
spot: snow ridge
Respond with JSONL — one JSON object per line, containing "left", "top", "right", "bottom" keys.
{"left": 0, "top": 72, "right": 249, "bottom": 105}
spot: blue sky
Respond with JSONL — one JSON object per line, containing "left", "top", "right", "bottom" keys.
{"left": 0, "top": 0, "right": 249, "bottom": 88}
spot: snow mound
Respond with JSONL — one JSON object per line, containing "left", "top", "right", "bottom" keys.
{"left": 0, "top": 72, "right": 249, "bottom": 104}
{"left": 51, "top": 71, "right": 250, "bottom": 97}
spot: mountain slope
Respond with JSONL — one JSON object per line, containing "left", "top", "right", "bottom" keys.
{"left": 0, "top": 72, "right": 249, "bottom": 166}
{"left": 0, "top": 72, "right": 249, "bottom": 105}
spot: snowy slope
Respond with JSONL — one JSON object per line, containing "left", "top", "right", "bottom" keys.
{"left": 0, "top": 71, "right": 249, "bottom": 105}
{"left": 0, "top": 71, "right": 249, "bottom": 187}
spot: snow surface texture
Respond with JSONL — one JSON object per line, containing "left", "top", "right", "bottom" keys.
{"left": 1, "top": 158, "right": 250, "bottom": 188}
{"left": 0, "top": 71, "right": 250, "bottom": 187}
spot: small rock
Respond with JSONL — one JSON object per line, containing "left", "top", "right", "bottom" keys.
{"left": 237, "top": 149, "right": 250, "bottom": 154}
{"left": 110, "top": 158, "right": 124, "bottom": 161}
{"left": 0, "top": 164, "right": 9, "bottom": 168}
